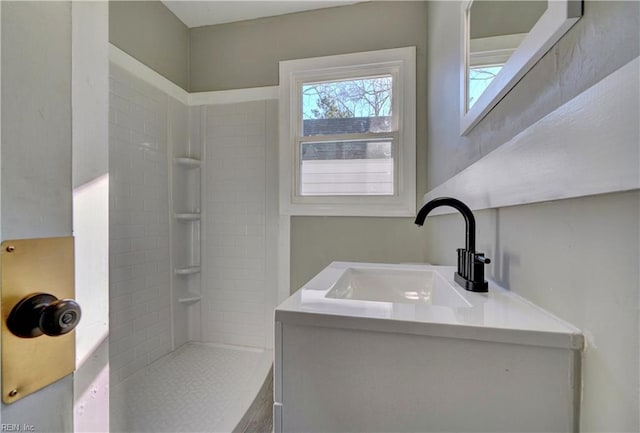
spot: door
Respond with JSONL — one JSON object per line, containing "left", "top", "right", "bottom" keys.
{"left": 0, "top": 2, "right": 109, "bottom": 432}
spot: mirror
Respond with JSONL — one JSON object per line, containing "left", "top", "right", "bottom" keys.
{"left": 467, "top": 1, "right": 547, "bottom": 110}
{"left": 460, "top": 0, "right": 582, "bottom": 135}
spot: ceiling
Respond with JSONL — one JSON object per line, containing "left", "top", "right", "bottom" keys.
{"left": 162, "top": 1, "right": 360, "bottom": 28}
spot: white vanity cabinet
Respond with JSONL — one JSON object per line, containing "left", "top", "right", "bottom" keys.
{"left": 274, "top": 262, "right": 582, "bottom": 433}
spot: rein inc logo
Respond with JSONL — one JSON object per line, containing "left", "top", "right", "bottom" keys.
{"left": 1, "top": 425, "right": 35, "bottom": 432}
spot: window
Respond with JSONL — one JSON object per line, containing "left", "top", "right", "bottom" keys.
{"left": 300, "top": 76, "right": 395, "bottom": 196}
{"left": 279, "top": 47, "right": 416, "bottom": 216}
{"left": 467, "top": 33, "right": 525, "bottom": 109}
{"left": 468, "top": 65, "right": 503, "bottom": 109}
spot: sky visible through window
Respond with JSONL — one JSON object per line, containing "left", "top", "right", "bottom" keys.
{"left": 468, "top": 65, "right": 503, "bottom": 109}
{"left": 302, "top": 76, "right": 393, "bottom": 120}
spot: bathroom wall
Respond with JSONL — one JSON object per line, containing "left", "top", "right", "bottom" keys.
{"left": 469, "top": 1, "right": 546, "bottom": 39}
{"left": 427, "top": 1, "right": 639, "bottom": 189}
{"left": 189, "top": 1, "right": 429, "bottom": 291}
{"left": 107, "top": 1, "right": 429, "bottom": 292}
{"left": 109, "top": 1, "right": 189, "bottom": 90}
{"left": 190, "top": 2, "right": 424, "bottom": 93}
{"left": 201, "top": 100, "right": 279, "bottom": 348}
{"left": 109, "top": 0, "right": 281, "bottom": 351}
{"left": 109, "top": 64, "right": 174, "bottom": 384}
{"left": 424, "top": 1, "right": 639, "bottom": 430}
{"left": 108, "top": 53, "right": 280, "bottom": 361}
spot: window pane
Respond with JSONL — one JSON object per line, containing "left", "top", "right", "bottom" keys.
{"left": 468, "top": 66, "right": 503, "bottom": 109}
{"left": 302, "top": 76, "right": 393, "bottom": 136}
{"left": 299, "top": 139, "right": 393, "bottom": 196}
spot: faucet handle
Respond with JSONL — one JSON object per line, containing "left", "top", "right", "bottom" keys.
{"left": 474, "top": 254, "right": 491, "bottom": 265}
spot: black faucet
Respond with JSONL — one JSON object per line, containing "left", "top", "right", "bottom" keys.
{"left": 415, "top": 197, "right": 491, "bottom": 292}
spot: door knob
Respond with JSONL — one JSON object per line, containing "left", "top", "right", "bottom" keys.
{"left": 7, "top": 293, "right": 81, "bottom": 338}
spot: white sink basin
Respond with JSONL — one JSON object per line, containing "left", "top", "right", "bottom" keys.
{"left": 325, "top": 267, "right": 471, "bottom": 308}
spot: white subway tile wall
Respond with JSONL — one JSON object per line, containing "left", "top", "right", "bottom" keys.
{"left": 109, "top": 64, "right": 173, "bottom": 384}
{"left": 202, "top": 101, "right": 277, "bottom": 348}
{"left": 109, "top": 62, "right": 278, "bottom": 380}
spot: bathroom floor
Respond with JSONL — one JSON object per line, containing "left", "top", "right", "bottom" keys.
{"left": 111, "top": 342, "right": 273, "bottom": 433}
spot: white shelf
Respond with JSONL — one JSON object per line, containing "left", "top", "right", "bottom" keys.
{"left": 174, "top": 266, "right": 201, "bottom": 276}
{"left": 175, "top": 212, "right": 200, "bottom": 221}
{"left": 174, "top": 157, "right": 201, "bottom": 168}
{"left": 178, "top": 295, "right": 202, "bottom": 305}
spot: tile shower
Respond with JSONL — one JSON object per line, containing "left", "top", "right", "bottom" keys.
{"left": 108, "top": 61, "right": 278, "bottom": 432}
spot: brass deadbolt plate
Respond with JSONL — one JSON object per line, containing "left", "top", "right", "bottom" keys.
{"left": 1, "top": 237, "right": 75, "bottom": 404}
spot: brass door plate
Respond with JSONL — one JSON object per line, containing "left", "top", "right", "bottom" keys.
{"left": 1, "top": 237, "right": 75, "bottom": 404}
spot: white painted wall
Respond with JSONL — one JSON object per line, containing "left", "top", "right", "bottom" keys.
{"left": 1, "top": 2, "right": 72, "bottom": 240}
{"left": 424, "top": 57, "right": 639, "bottom": 213}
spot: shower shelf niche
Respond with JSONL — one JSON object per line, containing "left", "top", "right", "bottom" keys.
{"left": 170, "top": 116, "right": 203, "bottom": 348}
{"left": 174, "top": 266, "right": 201, "bottom": 276}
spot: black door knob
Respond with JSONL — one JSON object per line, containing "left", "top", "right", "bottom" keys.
{"left": 7, "top": 293, "right": 81, "bottom": 338}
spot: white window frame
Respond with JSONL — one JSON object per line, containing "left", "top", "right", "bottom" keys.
{"left": 279, "top": 47, "right": 416, "bottom": 217}
{"left": 469, "top": 33, "right": 526, "bottom": 68}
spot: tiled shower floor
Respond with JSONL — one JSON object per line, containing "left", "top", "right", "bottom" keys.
{"left": 111, "top": 342, "right": 273, "bottom": 433}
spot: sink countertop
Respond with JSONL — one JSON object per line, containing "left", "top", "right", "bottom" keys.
{"left": 275, "top": 262, "right": 584, "bottom": 350}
